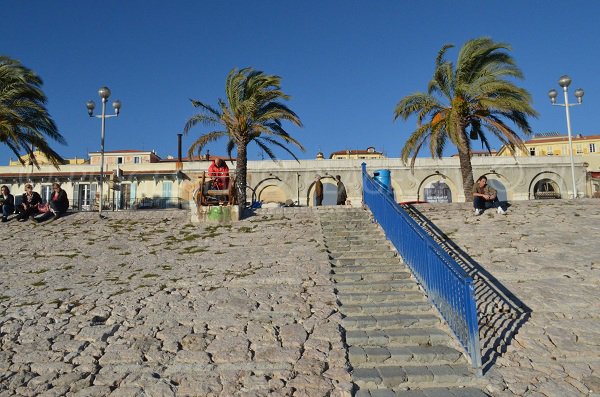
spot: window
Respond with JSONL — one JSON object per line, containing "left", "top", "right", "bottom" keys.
{"left": 117, "top": 157, "right": 124, "bottom": 164}
{"left": 590, "top": 143, "right": 596, "bottom": 153}
{"left": 576, "top": 144, "right": 583, "bottom": 154}
{"left": 529, "top": 147, "right": 536, "bottom": 156}
{"left": 546, "top": 146, "right": 553, "bottom": 155}
{"left": 162, "top": 181, "right": 172, "bottom": 198}
{"left": 133, "top": 156, "right": 140, "bottom": 164}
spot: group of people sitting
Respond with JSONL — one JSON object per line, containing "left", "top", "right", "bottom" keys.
{"left": 1, "top": 183, "right": 69, "bottom": 223}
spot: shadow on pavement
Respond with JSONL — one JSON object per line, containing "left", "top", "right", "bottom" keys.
{"left": 403, "top": 203, "right": 531, "bottom": 375}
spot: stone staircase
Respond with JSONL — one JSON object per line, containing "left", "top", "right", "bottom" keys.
{"left": 318, "top": 207, "right": 488, "bottom": 397}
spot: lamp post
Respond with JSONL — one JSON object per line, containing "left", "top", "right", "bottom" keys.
{"left": 548, "top": 75, "right": 584, "bottom": 198}
{"left": 86, "top": 87, "right": 121, "bottom": 218}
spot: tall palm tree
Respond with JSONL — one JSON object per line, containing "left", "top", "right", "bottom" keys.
{"left": 394, "top": 37, "right": 537, "bottom": 200}
{"left": 0, "top": 56, "right": 65, "bottom": 167}
{"left": 184, "top": 67, "right": 304, "bottom": 208}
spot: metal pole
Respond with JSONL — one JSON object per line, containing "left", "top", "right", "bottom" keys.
{"left": 99, "top": 97, "right": 107, "bottom": 217}
{"left": 563, "top": 87, "right": 578, "bottom": 198}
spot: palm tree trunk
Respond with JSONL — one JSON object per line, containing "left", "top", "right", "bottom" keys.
{"left": 235, "top": 143, "right": 248, "bottom": 212}
{"left": 458, "top": 147, "right": 475, "bottom": 202}
{"left": 456, "top": 125, "right": 475, "bottom": 202}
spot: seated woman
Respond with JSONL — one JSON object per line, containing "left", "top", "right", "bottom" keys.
{"left": 17, "top": 184, "right": 42, "bottom": 222}
{"left": 38, "top": 183, "right": 69, "bottom": 222}
{"left": 0, "top": 185, "right": 15, "bottom": 223}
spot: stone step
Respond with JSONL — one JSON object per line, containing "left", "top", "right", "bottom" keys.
{"left": 330, "top": 250, "right": 396, "bottom": 259}
{"left": 352, "top": 364, "right": 481, "bottom": 390}
{"left": 340, "top": 301, "right": 434, "bottom": 316}
{"left": 355, "top": 387, "right": 489, "bottom": 397}
{"left": 326, "top": 238, "right": 389, "bottom": 247}
{"left": 342, "top": 314, "right": 440, "bottom": 331}
{"left": 326, "top": 241, "right": 391, "bottom": 249}
{"left": 332, "top": 264, "right": 405, "bottom": 274}
{"left": 335, "top": 258, "right": 403, "bottom": 266}
{"left": 346, "top": 328, "right": 452, "bottom": 348}
{"left": 325, "top": 231, "right": 386, "bottom": 239}
{"left": 335, "top": 280, "right": 418, "bottom": 293}
{"left": 338, "top": 291, "right": 425, "bottom": 304}
{"left": 321, "top": 220, "right": 374, "bottom": 226}
{"left": 349, "top": 345, "right": 464, "bottom": 367}
{"left": 332, "top": 271, "right": 412, "bottom": 283}
{"left": 329, "top": 248, "right": 394, "bottom": 256}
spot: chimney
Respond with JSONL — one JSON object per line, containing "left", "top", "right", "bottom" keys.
{"left": 176, "top": 133, "right": 183, "bottom": 170}
{"left": 177, "top": 133, "right": 183, "bottom": 162}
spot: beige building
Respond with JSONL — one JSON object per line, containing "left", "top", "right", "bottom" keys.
{"left": 497, "top": 133, "right": 600, "bottom": 196}
{"left": 8, "top": 150, "right": 86, "bottom": 166}
{"left": 329, "top": 147, "right": 384, "bottom": 160}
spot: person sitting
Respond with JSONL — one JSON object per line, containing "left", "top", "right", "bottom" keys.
{"left": 17, "top": 184, "right": 42, "bottom": 222}
{"left": 38, "top": 183, "right": 69, "bottom": 222}
{"left": 207, "top": 158, "right": 229, "bottom": 190}
{"left": 473, "top": 175, "right": 507, "bottom": 215}
{"left": 0, "top": 185, "right": 15, "bottom": 223}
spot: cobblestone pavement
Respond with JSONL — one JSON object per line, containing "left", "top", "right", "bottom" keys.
{"left": 0, "top": 209, "right": 352, "bottom": 396}
{"left": 414, "top": 199, "right": 600, "bottom": 397}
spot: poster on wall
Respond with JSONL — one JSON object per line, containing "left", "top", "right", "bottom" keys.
{"left": 424, "top": 181, "right": 452, "bottom": 203}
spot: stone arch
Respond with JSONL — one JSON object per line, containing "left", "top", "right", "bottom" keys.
{"left": 257, "top": 184, "right": 287, "bottom": 203}
{"left": 528, "top": 171, "right": 566, "bottom": 200}
{"left": 252, "top": 176, "right": 294, "bottom": 204}
{"left": 307, "top": 176, "right": 337, "bottom": 207}
{"left": 481, "top": 172, "right": 511, "bottom": 201}
{"left": 389, "top": 179, "right": 404, "bottom": 202}
{"left": 417, "top": 173, "right": 459, "bottom": 203}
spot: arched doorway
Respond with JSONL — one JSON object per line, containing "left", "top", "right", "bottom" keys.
{"left": 423, "top": 180, "right": 452, "bottom": 203}
{"left": 533, "top": 178, "right": 561, "bottom": 199}
{"left": 486, "top": 179, "right": 508, "bottom": 201}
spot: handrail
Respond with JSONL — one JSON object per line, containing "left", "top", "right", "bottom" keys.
{"left": 361, "top": 163, "right": 481, "bottom": 370}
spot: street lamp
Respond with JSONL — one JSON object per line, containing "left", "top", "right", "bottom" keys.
{"left": 87, "top": 87, "right": 121, "bottom": 218}
{"left": 548, "top": 75, "right": 584, "bottom": 198}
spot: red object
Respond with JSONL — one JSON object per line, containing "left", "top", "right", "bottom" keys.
{"left": 208, "top": 160, "right": 229, "bottom": 190}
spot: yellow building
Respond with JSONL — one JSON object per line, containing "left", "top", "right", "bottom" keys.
{"left": 329, "top": 147, "right": 384, "bottom": 160}
{"left": 498, "top": 133, "right": 600, "bottom": 197}
{"left": 497, "top": 133, "right": 600, "bottom": 169}
{"left": 8, "top": 150, "right": 86, "bottom": 166}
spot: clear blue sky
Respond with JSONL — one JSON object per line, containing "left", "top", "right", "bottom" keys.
{"left": 2, "top": 1, "right": 599, "bottom": 162}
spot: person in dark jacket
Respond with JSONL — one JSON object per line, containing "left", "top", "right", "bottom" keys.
{"left": 0, "top": 185, "right": 15, "bottom": 222}
{"left": 314, "top": 174, "right": 323, "bottom": 206}
{"left": 17, "top": 184, "right": 42, "bottom": 221}
{"left": 38, "top": 183, "right": 69, "bottom": 222}
{"left": 335, "top": 175, "right": 347, "bottom": 205}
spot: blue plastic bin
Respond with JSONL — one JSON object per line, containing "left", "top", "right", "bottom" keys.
{"left": 373, "top": 169, "right": 391, "bottom": 190}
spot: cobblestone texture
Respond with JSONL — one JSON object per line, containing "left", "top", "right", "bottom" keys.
{"left": 412, "top": 199, "right": 600, "bottom": 397}
{"left": 0, "top": 209, "right": 352, "bottom": 396}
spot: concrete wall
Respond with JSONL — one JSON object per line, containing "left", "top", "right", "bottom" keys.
{"left": 0, "top": 156, "right": 589, "bottom": 209}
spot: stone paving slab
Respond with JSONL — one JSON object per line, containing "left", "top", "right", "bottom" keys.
{"left": 413, "top": 199, "right": 600, "bottom": 396}
{"left": 0, "top": 210, "right": 352, "bottom": 396}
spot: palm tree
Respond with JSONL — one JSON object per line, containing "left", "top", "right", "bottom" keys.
{"left": 184, "top": 67, "right": 304, "bottom": 208}
{"left": 394, "top": 37, "right": 537, "bottom": 200}
{"left": 0, "top": 56, "right": 65, "bottom": 167}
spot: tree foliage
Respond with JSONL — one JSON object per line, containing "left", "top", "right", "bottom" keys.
{"left": 184, "top": 67, "right": 304, "bottom": 207}
{"left": 394, "top": 37, "right": 537, "bottom": 199}
{"left": 0, "top": 56, "right": 65, "bottom": 167}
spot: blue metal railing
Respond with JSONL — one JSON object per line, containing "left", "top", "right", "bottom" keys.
{"left": 361, "top": 163, "right": 481, "bottom": 370}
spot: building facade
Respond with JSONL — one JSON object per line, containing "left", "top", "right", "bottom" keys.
{"left": 497, "top": 133, "right": 600, "bottom": 197}
{"left": 0, "top": 151, "right": 592, "bottom": 210}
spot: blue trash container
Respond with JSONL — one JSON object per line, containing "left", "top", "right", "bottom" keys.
{"left": 373, "top": 169, "right": 391, "bottom": 190}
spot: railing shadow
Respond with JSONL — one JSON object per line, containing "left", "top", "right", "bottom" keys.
{"left": 403, "top": 203, "right": 531, "bottom": 374}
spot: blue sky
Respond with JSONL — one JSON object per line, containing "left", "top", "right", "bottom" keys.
{"left": 2, "top": 1, "right": 599, "bottom": 163}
